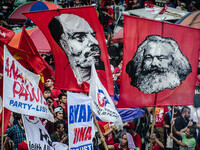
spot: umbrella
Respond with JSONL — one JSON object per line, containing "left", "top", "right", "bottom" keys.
{"left": 176, "top": 11, "right": 200, "bottom": 28}
{"left": 9, "top": 1, "right": 62, "bottom": 24}
{"left": 9, "top": 27, "right": 51, "bottom": 53}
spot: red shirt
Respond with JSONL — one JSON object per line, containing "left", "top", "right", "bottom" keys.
{"left": 152, "top": 144, "right": 161, "bottom": 150}
{"left": 108, "top": 7, "right": 114, "bottom": 25}
{"left": 113, "top": 143, "right": 129, "bottom": 150}
{"left": 18, "top": 141, "right": 28, "bottom": 150}
{"left": 98, "top": 121, "right": 115, "bottom": 145}
{"left": 155, "top": 106, "right": 168, "bottom": 127}
{"left": 132, "top": 133, "right": 141, "bottom": 149}
{"left": 51, "top": 88, "right": 61, "bottom": 99}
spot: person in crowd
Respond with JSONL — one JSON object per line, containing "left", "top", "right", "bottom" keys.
{"left": 124, "top": 122, "right": 141, "bottom": 150}
{"left": 108, "top": 132, "right": 136, "bottom": 150}
{"left": 170, "top": 120, "right": 196, "bottom": 150}
{"left": 98, "top": 120, "right": 117, "bottom": 147}
{"left": 50, "top": 120, "right": 68, "bottom": 144}
{"left": 164, "top": 106, "right": 181, "bottom": 149}
{"left": 6, "top": 113, "right": 26, "bottom": 150}
{"left": 18, "top": 140, "right": 28, "bottom": 150}
{"left": 45, "top": 78, "right": 61, "bottom": 103}
{"left": 43, "top": 88, "right": 51, "bottom": 100}
{"left": 46, "top": 106, "right": 65, "bottom": 134}
{"left": 46, "top": 96, "right": 55, "bottom": 114}
{"left": 150, "top": 128, "right": 165, "bottom": 150}
{"left": 113, "top": 60, "right": 123, "bottom": 90}
{"left": 173, "top": 106, "right": 193, "bottom": 149}
{"left": 188, "top": 1, "right": 199, "bottom": 11}
{"left": 166, "top": 0, "right": 175, "bottom": 7}
{"left": 132, "top": 107, "right": 150, "bottom": 150}
{"left": 103, "top": 2, "right": 115, "bottom": 45}
{"left": 132, "top": 0, "right": 144, "bottom": 9}
{"left": 149, "top": 106, "right": 168, "bottom": 145}
{"left": 176, "top": 0, "right": 187, "bottom": 10}
{"left": 58, "top": 93, "right": 68, "bottom": 121}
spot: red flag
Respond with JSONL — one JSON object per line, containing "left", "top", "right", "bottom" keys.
{"left": 18, "top": 26, "right": 55, "bottom": 91}
{"left": 24, "top": 7, "right": 114, "bottom": 95}
{"left": 159, "top": 5, "right": 168, "bottom": 14}
{"left": 0, "top": 26, "right": 15, "bottom": 134}
{"left": 117, "top": 15, "right": 200, "bottom": 107}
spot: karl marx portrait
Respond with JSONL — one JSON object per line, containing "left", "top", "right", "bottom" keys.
{"left": 48, "top": 14, "right": 104, "bottom": 85}
{"left": 126, "top": 35, "right": 192, "bottom": 94}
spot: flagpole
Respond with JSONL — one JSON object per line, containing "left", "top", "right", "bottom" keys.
{"left": 149, "top": 106, "right": 156, "bottom": 150}
{"left": 92, "top": 111, "right": 108, "bottom": 150}
{"left": 1, "top": 107, "right": 4, "bottom": 150}
{"left": 170, "top": 106, "right": 174, "bottom": 134}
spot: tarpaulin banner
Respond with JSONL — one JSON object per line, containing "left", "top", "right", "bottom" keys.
{"left": 118, "top": 15, "right": 200, "bottom": 107}
{"left": 24, "top": 7, "right": 114, "bottom": 95}
{"left": 68, "top": 92, "right": 95, "bottom": 150}
{"left": 3, "top": 45, "right": 54, "bottom": 122}
{"left": 89, "top": 65, "right": 123, "bottom": 129}
{"left": 22, "top": 115, "right": 54, "bottom": 150}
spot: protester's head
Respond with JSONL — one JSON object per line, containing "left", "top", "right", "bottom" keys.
{"left": 54, "top": 120, "right": 65, "bottom": 133}
{"left": 13, "top": 112, "right": 23, "bottom": 126}
{"left": 186, "top": 126, "right": 196, "bottom": 138}
{"left": 104, "top": 2, "right": 111, "bottom": 9}
{"left": 126, "top": 35, "right": 192, "bottom": 94}
{"left": 45, "top": 78, "right": 54, "bottom": 89}
{"left": 48, "top": 14, "right": 104, "bottom": 85}
{"left": 54, "top": 106, "right": 64, "bottom": 121}
{"left": 46, "top": 97, "right": 54, "bottom": 107}
{"left": 58, "top": 93, "right": 67, "bottom": 104}
{"left": 181, "top": 106, "right": 191, "bottom": 119}
{"left": 119, "top": 132, "right": 136, "bottom": 149}
{"left": 124, "top": 122, "right": 135, "bottom": 134}
{"left": 43, "top": 88, "right": 51, "bottom": 99}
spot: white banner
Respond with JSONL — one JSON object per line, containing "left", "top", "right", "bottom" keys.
{"left": 89, "top": 65, "right": 123, "bottom": 129}
{"left": 3, "top": 45, "right": 54, "bottom": 122}
{"left": 53, "top": 142, "right": 68, "bottom": 150}
{"left": 68, "top": 92, "right": 95, "bottom": 150}
{"left": 22, "top": 115, "right": 54, "bottom": 150}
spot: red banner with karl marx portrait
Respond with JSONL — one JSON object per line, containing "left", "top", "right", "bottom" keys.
{"left": 24, "top": 7, "right": 114, "bottom": 95}
{"left": 117, "top": 15, "right": 200, "bottom": 107}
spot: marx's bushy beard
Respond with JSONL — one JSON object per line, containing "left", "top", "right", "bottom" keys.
{"left": 134, "top": 65, "right": 181, "bottom": 93}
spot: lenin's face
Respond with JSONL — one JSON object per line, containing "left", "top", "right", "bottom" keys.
{"left": 142, "top": 41, "right": 173, "bottom": 74}
{"left": 60, "top": 30, "right": 101, "bottom": 84}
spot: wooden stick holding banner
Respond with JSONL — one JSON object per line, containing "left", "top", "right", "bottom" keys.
{"left": 171, "top": 106, "right": 175, "bottom": 134}
{"left": 149, "top": 106, "right": 156, "bottom": 150}
{"left": 92, "top": 111, "right": 108, "bottom": 150}
{"left": 195, "top": 108, "right": 200, "bottom": 123}
{"left": 1, "top": 107, "right": 4, "bottom": 150}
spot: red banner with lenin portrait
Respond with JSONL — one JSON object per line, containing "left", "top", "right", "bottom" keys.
{"left": 117, "top": 15, "right": 200, "bottom": 107}
{"left": 24, "top": 7, "right": 114, "bottom": 95}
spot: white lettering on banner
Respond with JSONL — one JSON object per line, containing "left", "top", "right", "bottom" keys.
{"left": 0, "top": 30, "right": 6, "bottom": 38}
{"left": 3, "top": 45, "right": 54, "bottom": 122}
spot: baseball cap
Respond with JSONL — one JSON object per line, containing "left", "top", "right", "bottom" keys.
{"left": 124, "top": 122, "right": 135, "bottom": 130}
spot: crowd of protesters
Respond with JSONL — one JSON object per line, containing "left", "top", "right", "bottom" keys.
{"left": 0, "top": 0, "right": 200, "bottom": 149}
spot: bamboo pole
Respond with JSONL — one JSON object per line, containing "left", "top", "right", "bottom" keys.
{"left": 1, "top": 107, "right": 4, "bottom": 150}
{"left": 149, "top": 107, "right": 156, "bottom": 150}
{"left": 92, "top": 111, "right": 108, "bottom": 150}
{"left": 170, "top": 106, "right": 174, "bottom": 134}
